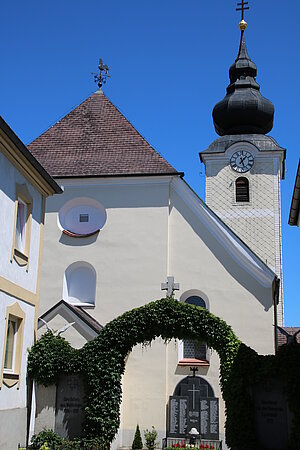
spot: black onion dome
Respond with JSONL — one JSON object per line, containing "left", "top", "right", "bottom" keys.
{"left": 213, "top": 30, "right": 274, "bottom": 136}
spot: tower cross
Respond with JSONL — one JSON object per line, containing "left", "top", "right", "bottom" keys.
{"left": 236, "top": 0, "right": 249, "bottom": 21}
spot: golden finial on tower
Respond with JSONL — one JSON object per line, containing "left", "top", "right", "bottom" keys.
{"left": 236, "top": 0, "right": 249, "bottom": 30}
{"left": 239, "top": 19, "right": 248, "bottom": 31}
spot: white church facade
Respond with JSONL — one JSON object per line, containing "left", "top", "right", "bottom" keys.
{"left": 16, "top": 13, "right": 287, "bottom": 450}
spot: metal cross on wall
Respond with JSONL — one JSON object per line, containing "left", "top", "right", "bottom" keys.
{"left": 161, "top": 276, "right": 180, "bottom": 298}
{"left": 236, "top": 0, "right": 249, "bottom": 21}
{"left": 188, "top": 383, "right": 200, "bottom": 410}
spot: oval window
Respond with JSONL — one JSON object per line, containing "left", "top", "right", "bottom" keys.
{"left": 58, "top": 197, "right": 106, "bottom": 236}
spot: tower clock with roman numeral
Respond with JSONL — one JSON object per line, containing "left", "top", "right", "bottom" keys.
{"left": 230, "top": 150, "right": 254, "bottom": 173}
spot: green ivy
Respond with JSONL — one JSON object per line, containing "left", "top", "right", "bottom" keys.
{"left": 224, "top": 342, "right": 300, "bottom": 450}
{"left": 28, "top": 297, "right": 300, "bottom": 449}
{"left": 27, "top": 331, "right": 82, "bottom": 386}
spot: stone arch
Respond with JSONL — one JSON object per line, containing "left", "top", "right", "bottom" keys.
{"left": 82, "top": 297, "right": 240, "bottom": 445}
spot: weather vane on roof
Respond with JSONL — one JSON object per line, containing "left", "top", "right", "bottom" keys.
{"left": 92, "top": 58, "right": 110, "bottom": 90}
{"left": 236, "top": 0, "right": 249, "bottom": 30}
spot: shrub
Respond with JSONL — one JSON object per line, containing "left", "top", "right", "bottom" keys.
{"left": 144, "top": 426, "right": 157, "bottom": 450}
{"left": 30, "top": 429, "right": 63, "bottom": 449}
{"left": 132, "top": 424, "right": 143, "bottom": 449}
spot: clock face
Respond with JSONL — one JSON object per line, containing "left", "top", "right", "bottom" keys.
{"left": 230, "top": 150, "right": 254, "bottom": 173}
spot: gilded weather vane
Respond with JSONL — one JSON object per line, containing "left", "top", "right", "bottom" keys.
{"left": 236, "top": 0, "right": 249, "bottom": 30}
{"left": 92, "top": 58, "right": 110, "bottom": 89}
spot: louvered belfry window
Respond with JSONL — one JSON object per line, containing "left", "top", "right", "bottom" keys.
{"left": 235, "top": 177, "right": 249, "bottom": 202}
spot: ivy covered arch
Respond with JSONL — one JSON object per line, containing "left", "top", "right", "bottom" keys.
{"left": 28, "top": 298, "right": 241, "bottom": 447}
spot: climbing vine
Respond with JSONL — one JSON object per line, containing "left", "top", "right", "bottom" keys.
{"left": 28, "top": 297, "right": 300, "bottom": 449}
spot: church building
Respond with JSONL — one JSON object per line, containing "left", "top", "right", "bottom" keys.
{"left": 28, "top": 12, "right": 285, "bottom": 450}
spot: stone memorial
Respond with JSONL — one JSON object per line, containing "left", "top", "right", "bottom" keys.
{"left": 168, "top": 376, "right": 219, "bottom": 440}
{"left": 169, "top": 396, "right": 188, "bottom": 437}
{"left": 55, "top": 373, "right": 86, "bottom": 439}
{"left": 252, "top": 378, "right": 291, "bottom": 450}
{"left": 200, "top": 398, "right": 219, "bottom": 439}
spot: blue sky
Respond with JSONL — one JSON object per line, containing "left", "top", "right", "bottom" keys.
{"left": 1, "top": 1, "right": 299, "bottom": 325}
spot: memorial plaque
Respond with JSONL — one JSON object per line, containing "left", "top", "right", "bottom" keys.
{"left": 200, "top": 398, "right": 219, "bottom": 439}
{"left": 168, "top": 377, "right": 219, "bottom": 439}
{"left": 252, "top": 378, "right": 290, "bottom": 450}
{"left": 168, "top": 396, "right": 188, "bottom": 437}
{"left": 55, "top": 374, "right": 86, "bottom": 439}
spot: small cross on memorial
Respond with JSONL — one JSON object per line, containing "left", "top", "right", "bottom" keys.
{"left": 161, "top": 276, "right": 180, "bottom": 298}
{"left": 188, "top": 382, "right": 201, "bottom": 410}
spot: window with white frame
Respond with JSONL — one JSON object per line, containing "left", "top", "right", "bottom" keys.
{"left": 15, "top": 198, "right": 28, "bottom": 254}
{"left": 1, "top": 303, "right": 25, "bottom": 389}
{"left": 4, "top": 317, "right": 18, "bottom": 371}
{"left": 11, "top": 184, "right": 33, "bottom": 268}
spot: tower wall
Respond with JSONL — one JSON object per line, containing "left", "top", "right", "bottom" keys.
{"left": 204, "top": 145, "right": 284, "bottom": 326}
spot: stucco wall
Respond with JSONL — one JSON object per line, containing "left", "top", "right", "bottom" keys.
{"left": 0, "top": 407, "right": 27, "bottom": 449}
{"left": 0, "top": 151, "right": 42, "bottom": 294}
{"left": 0, "top": 292, "right": 35, "bottom": 410}
{"left": 37, "top": 175, "right": 276, "bottom": 448}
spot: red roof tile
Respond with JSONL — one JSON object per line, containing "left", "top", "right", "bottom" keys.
{"left": 28, "top": 91, "right": 179, "bottom": 178}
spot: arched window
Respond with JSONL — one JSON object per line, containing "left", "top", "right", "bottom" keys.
{"left": 180, "top": 295, "right": 208, "bottom": 364}
{"left": 63, "top": 262, "right": 96, "bottom": 306}
{"left": 235, "top": 177, "right": 249, "bottom": 202}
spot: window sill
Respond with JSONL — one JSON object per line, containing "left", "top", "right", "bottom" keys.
{"left": 62, "top": 229, "right": 100, "bottom": 238}
{"left": 13, "top": 248, "right": 28, "bottom": 267}
{"left": 68, "top": 302, "right": 95, "bottom": 309}
{"left": 178, "top": 358, "right": 210, "bottom": 367}
{"left": 2, "top": 372, "right": 19, "bottom": 388}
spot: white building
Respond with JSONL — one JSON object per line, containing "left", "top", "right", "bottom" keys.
{"left": 0, "top": 117, "right": 61, "bottom": 448}
{"left": 28, "top": 19, "right": 285, "bottom": 450}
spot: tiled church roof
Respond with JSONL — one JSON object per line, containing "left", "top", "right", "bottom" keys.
{"left": 28, "top": 91, "right": 179, "bottom": 178}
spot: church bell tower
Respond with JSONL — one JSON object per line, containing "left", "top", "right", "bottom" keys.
{"left": 200, "top": 5, "right": 286, "bottom": 325}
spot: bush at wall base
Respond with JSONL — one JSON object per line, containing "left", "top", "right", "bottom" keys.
{"left": 144, "top": 426, "right": 158, "bottom": 450}
{"left": 132, "top": 424, "right": 143, "bottom": 449}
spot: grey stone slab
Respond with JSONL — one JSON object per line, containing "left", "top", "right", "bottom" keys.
{"left": 55, "top": 374, "right": 85, "bottom": 439}
{"left": 252, "top": 378, "right": 290, "bottom": 450}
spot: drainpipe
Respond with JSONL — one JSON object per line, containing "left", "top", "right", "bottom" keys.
{"left": 273, "top": 276, "right": 280, "bottom": 353}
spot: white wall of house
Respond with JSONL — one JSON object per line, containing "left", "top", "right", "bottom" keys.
{"left": 0, "top": 150, "right": 44, "bottom": 449}
{"left": 0, "top": 152, "right": 42, "bottom": 293}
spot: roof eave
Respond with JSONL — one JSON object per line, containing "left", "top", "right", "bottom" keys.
{"left": 0, "top": 117, "right": 62, "bottom": 195}
{"left": 52, "top": 171, "right": 184, "bottom": 179}
{"left": 288, "top": 159, "right": 300, "bottom": 226}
